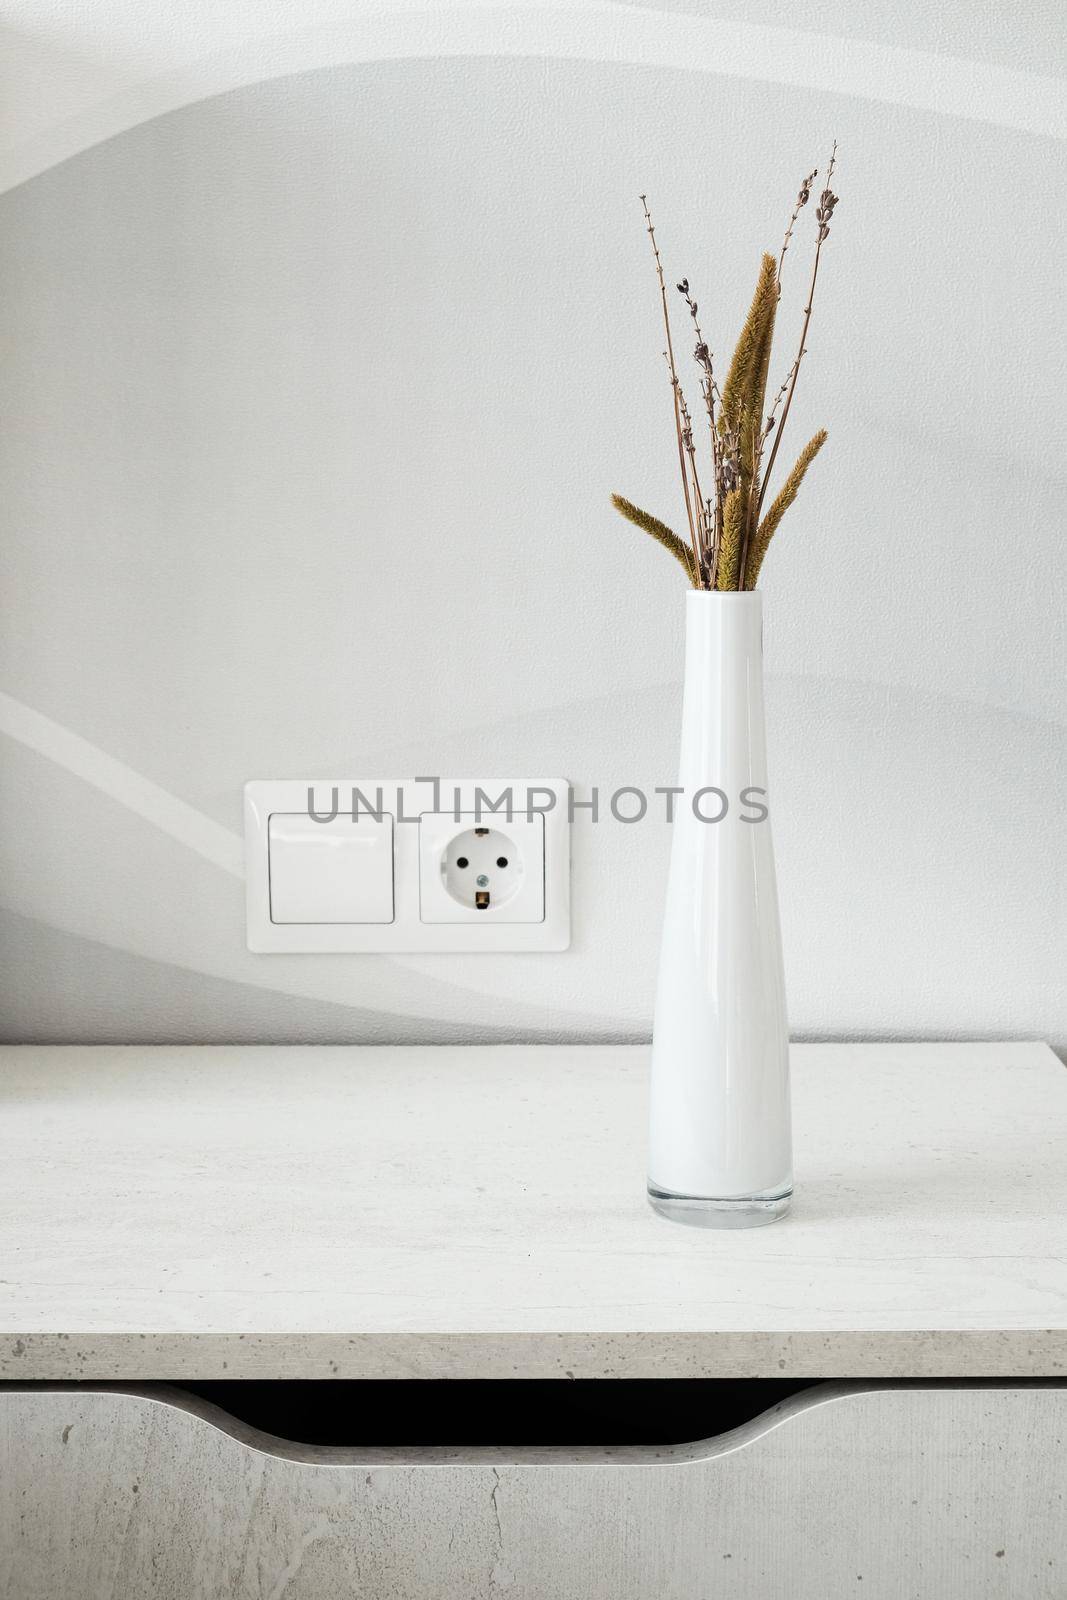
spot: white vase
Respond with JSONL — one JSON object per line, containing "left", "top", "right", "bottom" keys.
{"left": 648, "top": 590, "right": 792, "bottom": 1227}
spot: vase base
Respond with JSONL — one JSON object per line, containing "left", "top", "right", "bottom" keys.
{"left": 647, "top": 1184, "right": 792, "bottom": 1229}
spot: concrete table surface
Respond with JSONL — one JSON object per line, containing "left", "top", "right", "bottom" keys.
{"left": 0, "top": 1042, "right": 1063, "bottom": 1379}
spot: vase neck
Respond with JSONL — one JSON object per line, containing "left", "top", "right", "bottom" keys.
{"left": 677, "top": 592, "right": 767, "bottom": 789}
{"left": 683, "top": 591, "right": 763, "bottom": 678}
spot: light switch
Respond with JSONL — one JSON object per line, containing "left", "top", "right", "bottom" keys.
{"left": 268, "top": 812, "right": 394, "bottom": 924}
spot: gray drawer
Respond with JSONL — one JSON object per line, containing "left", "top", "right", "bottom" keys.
{"left": 0, "top": 1383, "right": 1063, "bottom": 1598}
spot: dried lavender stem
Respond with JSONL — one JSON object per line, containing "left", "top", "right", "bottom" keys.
{"left": 641, "top": 197, "right": 703, "bottom": 584}
{"left": 763, "top": 362, "right": 795, "bottom": 440}
{"left": 678, "top": 380, "right": 709, "bottom": 571}
{"left": 756, "top": 256, "right": 820, "bottom": 517}
{"left": 757, "top": 144, "right": 837, "bottom": 518}
{"left": 702, "top": 372, "right": 723, "bottom": 585}
{"left": 695, "top": 341, "right": 721, "bottom": 557}
{"left": 777, "top": 166, "right": 817, "bottom": 284}
{"left": 679, "top": 280, "right": 722, "bottom": 581}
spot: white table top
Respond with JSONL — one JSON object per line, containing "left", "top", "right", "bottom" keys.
{"left": 1, "top": 1043, "right": 1063, "bottom": 1380}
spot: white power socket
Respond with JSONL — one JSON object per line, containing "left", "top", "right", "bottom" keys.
{"left": 419, "top": 813, "right": 546, "bottom": 924}
{"left": 245, "top": 779, "right": 570, "bottom": 953}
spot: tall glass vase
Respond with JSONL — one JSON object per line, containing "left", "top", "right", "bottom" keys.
{"left": 648, "top": 590, "right": 792, "bottom": 1227}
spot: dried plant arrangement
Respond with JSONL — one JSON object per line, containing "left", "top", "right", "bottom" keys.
{"left": 613, "top": 146, "right": 839, "bottom": 589}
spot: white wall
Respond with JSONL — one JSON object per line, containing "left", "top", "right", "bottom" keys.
{"left": 1, "top": 1, "right": 1064, "bottom": 1046}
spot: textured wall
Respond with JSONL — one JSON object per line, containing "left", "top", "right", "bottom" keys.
{"left": 0, "top": 1, "right": 1064, "bottom": 1045}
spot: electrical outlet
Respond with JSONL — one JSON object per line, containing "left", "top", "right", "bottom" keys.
{"left": 245, "top": 779, "right": 569, "bottom": 952}
{"left": 418, "top": 813, "right": 546, "bottom": 924}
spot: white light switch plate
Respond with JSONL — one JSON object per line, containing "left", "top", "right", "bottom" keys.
{"left": 244, "top": 779, "right": 570, "bottom": 952}
{"left": 268, "top": 811, "right": 395, "bottom": 924}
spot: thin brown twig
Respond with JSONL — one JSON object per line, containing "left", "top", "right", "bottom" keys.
{"left": 680, "top": 399, "right": 709, "bottom": 572}
{"left": 701, "top": 377, "right": 722, "bottom": 586}
{"left": 641, "top": 196, "right": 703, "bottom": 584}
{"left": 666, "top": 355, "right": 709, "bottom": 579}
{"left": 737, "top": 406, "right": 763, "bottom": 589}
